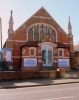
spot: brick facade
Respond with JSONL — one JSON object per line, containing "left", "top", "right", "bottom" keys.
{"left": 4, "top": 7, "right": 74, "bottom": 71}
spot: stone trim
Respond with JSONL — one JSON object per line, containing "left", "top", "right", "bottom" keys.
{"left": 53, "top": 60, "right": 57, "bottom": 63}
{"left": 7, "top": 39, "right": 26, "bottom": 42}
{"left": 54, "top": 56, "right": 70, "bottom": 58}
{"left": 41, "top": 42, "right": 57, "bottom": 47}
{"left": 38, "top": 59, "right": 42, "bottom": 63}
{"left": 22, "top": 56, "right": 42, "bottom": 58}
{"left": 32, "top": 16, "right": 52, "bottom": 19}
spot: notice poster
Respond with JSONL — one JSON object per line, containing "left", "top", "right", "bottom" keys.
{"left": 6, "top": 51, "right": 12, "bottom": 61}
{"left": 24, "top": 58, "right": 37, "bottom": 67}
{"left": 58, "top": 59, "right": 69, "bottom": 67}
{"left": 1, "top": 48, "right": 12, "bottom": 62}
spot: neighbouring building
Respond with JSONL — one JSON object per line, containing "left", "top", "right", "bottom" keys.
{"left": 3, "top": 7, "right": 74, "bottom": 71}
{"left": 74, "top": 44, "right": 79, "bottom": 66}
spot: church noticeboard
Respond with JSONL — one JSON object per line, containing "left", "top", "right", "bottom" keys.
{"left": 58, "top": 59, "right": 69, "bottom": 67}
{"left": 24, "top": 58, "right": 37, "bottom": 67}
{"left": 1, "top": 48, "right": 12, "bottom": 62}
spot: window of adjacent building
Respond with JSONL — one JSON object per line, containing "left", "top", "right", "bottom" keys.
{"left": 28, "top": 28, "right": 33, "bottom": 41}
{"left": 58, "top": 49, "right": 64, "bottom": 57}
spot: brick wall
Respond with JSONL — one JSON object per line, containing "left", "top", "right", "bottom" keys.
{"left": 0, "top": 70, "right": 58, "bottom": 80}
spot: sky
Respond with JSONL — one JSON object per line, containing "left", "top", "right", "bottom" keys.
{"left": 0, "top": 0, "right": 79, "bottom": 48}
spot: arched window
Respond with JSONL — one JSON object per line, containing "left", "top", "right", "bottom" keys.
{"left": 51, "top": 30, "right": 56, "bottom": 42}
{"left": 28, "top": 28, "right": 33, "bottom": 41}
{"left": 40, "top": 31, "right": 45, "bottom": 41}
{"left": 34, "top": 28, "right": 39, "bottom": 41}
{"left": 27, "top": 23, "right": 57, "bottom": 42}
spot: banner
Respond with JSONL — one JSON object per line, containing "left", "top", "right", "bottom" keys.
{"left": 58, "top": 59, "right": 69, "bottom": 67}
{"left": 1, "top": 48, "right": 12, "bottom": 62}
{"left": 24, "top": 58, "right": 37, "bottom": 67}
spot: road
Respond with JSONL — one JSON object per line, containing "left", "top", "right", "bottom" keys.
{"left": 0, "top": 83, "right": 79, "bottom": 100}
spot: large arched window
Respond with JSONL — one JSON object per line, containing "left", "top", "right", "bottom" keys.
{"left": 28, "top": 28, "right": 33, "bottom": 41}
{"left": 51, "top": 30, "right": 56, "bottom": 42}
{"left": 34, "top": 28, "right": 39, "bottom": 41}
{"left": 40, "top": 31, "right": 45, "bottom": 41}
{"left": 27, "top": 23, "right": 57, "bottom": 42}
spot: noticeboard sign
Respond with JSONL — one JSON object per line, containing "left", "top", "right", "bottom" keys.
{"left": 24, "top": 58, "right": 37, "bottom": 67}
{"left": 1, "top": 48, "right": 12, "bottom": 62}
{"left": 58, "top": 59, "right": 69, "bottom": 67}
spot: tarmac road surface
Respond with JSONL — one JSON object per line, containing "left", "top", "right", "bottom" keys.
{"left": 0, "top": 83, "right": 79, "bottom": 100}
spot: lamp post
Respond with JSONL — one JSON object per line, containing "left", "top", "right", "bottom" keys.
{"left": 0, "top": 18, "right": 3, "bottom": 71}
{"left": 0, "top": 18, "right": 2, "bottom": 50}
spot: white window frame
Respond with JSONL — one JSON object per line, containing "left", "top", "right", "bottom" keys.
{"left": 58, "top": 48, "right": 64, "bottom": 57}
{"left": 29, "top": 47, "right": 36, "bottom": 56}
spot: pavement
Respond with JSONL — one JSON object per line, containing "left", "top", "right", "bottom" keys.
{"left": 0, "top": 78, "right": 79, "bottom": 89}
{"left": 0, "top": 70, "right": 79, "bottom": 89}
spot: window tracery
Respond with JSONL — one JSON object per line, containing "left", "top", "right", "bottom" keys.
{"left": 27, "top": 23, "right": 57, "bottom": 42}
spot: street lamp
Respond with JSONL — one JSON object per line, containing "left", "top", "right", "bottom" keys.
{"left": 0, "top": 18, "right": 2, "bottom": 49}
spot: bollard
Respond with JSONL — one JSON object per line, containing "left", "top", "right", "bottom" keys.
{"left": 59, "top": 68, "right": 65, "bottom": 78}
{"left": 56, "top": 68, "right": 60, "bottom": 78}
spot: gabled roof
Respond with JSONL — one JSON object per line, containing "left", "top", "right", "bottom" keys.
{"left": 15, "top": 6, "right": 67, "bottom": 34}
{"left": 32, "top": 6, "right": 52, "bottom": 18}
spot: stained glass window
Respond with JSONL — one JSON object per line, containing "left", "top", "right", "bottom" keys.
{"left": 51, "top": 30, "right": 56, "bottom": 42}
{"left": 40, "top": 31, "right": 45, "bottom": 41}
{"left": 27, "top": 23, "right": 57, "bottom": 42}
{"left": 28, "top": 28, "right": 33, "bottom": 41}
{"left": 34, "top": 28, "right": 39, "bottom": 41}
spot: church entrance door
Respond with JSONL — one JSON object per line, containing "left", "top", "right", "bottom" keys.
{"left": 42, "top": 45, "right": 53, "bottom": 67}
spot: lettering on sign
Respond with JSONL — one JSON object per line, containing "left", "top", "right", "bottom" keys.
{"left": 24, "top": 58, "right": 37, "bottom": 67}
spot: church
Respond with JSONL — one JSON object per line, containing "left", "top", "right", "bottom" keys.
{"left": 3, "top": 7, "right": 74, "bottom": 71}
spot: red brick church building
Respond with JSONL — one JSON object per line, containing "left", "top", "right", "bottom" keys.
{"left": 4, "top": 7, "right": 74, "bottom": 71}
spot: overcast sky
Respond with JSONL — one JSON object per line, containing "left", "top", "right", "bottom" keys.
{"left": 0, "top": 0, "right": 79, "bottom": 48}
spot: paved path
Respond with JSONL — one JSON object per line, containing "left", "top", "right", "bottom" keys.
{"left": 0, "top": 70, "right": 79, "bottom": 89}
{"left": 0, "top": 78, "right": 79, "bottom": 89}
